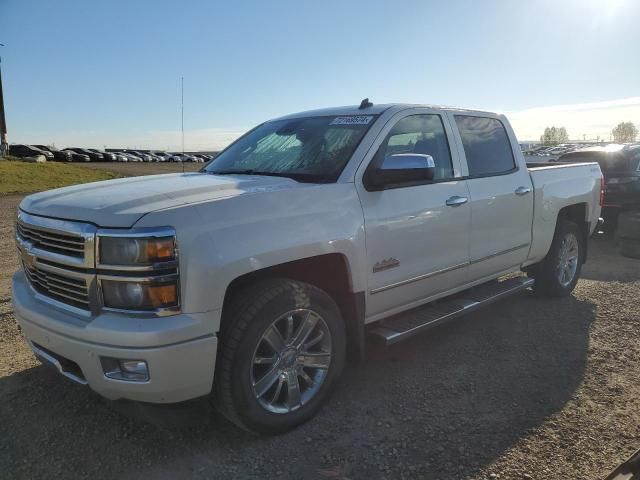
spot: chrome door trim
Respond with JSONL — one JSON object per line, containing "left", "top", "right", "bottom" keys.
{"left": 370, "top": 262, "right": 468, "bottom": 295}
{"left": 369, "top": 243, "right": 530, "bottom": 295}
{"left": 469, "top": 243, "right": 530, "bottom": 265}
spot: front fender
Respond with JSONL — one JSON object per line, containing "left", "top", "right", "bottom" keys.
{"left": 135, "top": 183, "right": 366, "bottom": 328}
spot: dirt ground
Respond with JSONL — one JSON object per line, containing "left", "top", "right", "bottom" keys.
{"left": 1, "top": 182, "right": 639, "bottom": 479}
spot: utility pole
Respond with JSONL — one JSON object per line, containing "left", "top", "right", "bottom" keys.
{"left": 181, "top": 76, "right": 185, "bottom": 174}
{"left": 181, "top": 76, "right": 184, "bottom": 155}
{"left": 0, "top": 43, "right": 8, "bottom": 157}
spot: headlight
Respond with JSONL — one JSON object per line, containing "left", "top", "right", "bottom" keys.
{"left": 99, "top": 235, "right": 176, "bottom": 266}
{"left": 101, "top": 279, "right": 178, "bottom": 310}
{"left": 97, "top": 228, "right": 180, "bottom": 313}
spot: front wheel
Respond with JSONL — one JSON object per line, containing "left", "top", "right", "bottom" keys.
{"left": 213, "top": 279, "right": 346, "bottom": 434}
{"left": 529, "top": 219, "right": 584, "bottom": 297}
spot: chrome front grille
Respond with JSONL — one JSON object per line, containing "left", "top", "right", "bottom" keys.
{"left": 16, "top": 222, "right": 85, "bottom": 258}
{"left": 16, "top": 212, "right": 97, "bottom": 315}
{"left": 22, "top": 261, "right": 90, "bottom": 310}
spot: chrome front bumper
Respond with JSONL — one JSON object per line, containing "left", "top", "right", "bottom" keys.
{"left": 12, "top": 271, "right": 218, "bottom": 403}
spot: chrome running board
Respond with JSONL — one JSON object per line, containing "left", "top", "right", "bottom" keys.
{"left": 368, "top": 276, "right": 534, "bottom": 346}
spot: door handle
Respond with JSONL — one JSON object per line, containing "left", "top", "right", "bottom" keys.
{"left": 515, "top": 186, "right": 532, "bottom": 196}
{"left": 445, "top": 195, "right": 468, "bottom": 207}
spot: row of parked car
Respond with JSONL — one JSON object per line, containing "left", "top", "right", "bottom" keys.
{"left": 9, "top": 144, "right": 214, "bottom": 163}
{"left": 522, "top": 143, "right": 606, "bottom": 157}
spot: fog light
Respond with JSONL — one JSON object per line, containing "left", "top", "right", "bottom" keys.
{"left": 101, "top": 357, "right": 149, "bottom": 382}
{"left": 120, "top": 360, "right": 148, "bottom": 377}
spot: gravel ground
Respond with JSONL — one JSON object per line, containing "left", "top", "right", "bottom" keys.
{"left": 1, "top": 187, "right": 639, "bottom": 479}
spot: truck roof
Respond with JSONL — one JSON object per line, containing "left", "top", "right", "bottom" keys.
{"left": 272, "top": 103, "right": 500, "bottom": 121}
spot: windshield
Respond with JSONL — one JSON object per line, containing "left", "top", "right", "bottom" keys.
{"left": 204, "top": 115, "right": 376, "bottom": 182}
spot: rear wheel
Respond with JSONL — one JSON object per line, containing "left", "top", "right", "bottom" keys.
{"left": 214, "top": 279, "right": 346, "bottom": 434}
{"left": 529, "top": 219, "right": 584, "bottom": 297}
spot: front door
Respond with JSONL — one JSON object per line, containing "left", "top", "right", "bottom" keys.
{"left": 355, "top": 109, "right": 471, "bottom": 319}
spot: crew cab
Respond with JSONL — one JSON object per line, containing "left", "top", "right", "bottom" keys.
{"left": 12, "top": 102, "right": 602, "bottom": 434}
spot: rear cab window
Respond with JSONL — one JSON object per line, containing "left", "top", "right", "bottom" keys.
{"left": 454, "top": 115, "right": 516, "bottom": 177}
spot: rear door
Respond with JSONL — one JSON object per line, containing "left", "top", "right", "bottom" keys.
{"left": 447, "top": 113, "right": 534, "bottom": 281}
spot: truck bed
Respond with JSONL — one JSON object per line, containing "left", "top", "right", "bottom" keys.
{"left": 524, "top": 161, "right": 602, "bottom": 265}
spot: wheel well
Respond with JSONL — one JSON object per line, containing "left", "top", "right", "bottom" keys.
{"left": 221, "top": 254, "right": 365, "bottom": 360}
{"left": 558, "top": 203, "right": 586, "bottom": 225}
{"left": 557, "top": 203, "right": 589, "bottom": 263}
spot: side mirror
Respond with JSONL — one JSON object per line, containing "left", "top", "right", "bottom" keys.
{"left": 367, "top": 153, "right": 435, "bottom": 190}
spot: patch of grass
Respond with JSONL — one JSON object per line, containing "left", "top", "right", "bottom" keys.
{"left": 0, "top": 160, "right": 120, "bottom": 195}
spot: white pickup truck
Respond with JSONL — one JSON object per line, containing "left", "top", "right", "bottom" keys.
{"left": 13, "top": 102, "right": 603, "bottom": 433}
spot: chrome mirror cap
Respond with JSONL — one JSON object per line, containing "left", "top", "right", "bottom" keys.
{"left": 380, "top": 153, "right": 435, "bottom": 170}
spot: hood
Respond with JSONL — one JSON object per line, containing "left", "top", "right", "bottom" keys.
{"left": 20, "top": 172, "right": 305, "bottom": 228}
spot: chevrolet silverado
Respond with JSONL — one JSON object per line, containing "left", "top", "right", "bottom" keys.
{"left": 13, "top": 102, "right": 603, "bottom": 433}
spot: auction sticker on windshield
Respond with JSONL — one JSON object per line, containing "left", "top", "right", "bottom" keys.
{"left": 330, "top": 116, "right": 374, "bottom": 125}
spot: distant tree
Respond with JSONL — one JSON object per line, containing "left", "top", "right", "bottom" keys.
{"left": 540, "top": 127, "right": 553, "bottom": 145}
{"left": 612, "top": 122, "right": 638, "bottom": 143}
{"left": 540, "top": 126, "right": 570, "bottom": 146}
{"left": 557, "top": 127, "right": 569, "bottom": 143}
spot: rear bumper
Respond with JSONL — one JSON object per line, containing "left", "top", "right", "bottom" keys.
{"left": 12, "top": 272, "right": 218, "bottom": 403}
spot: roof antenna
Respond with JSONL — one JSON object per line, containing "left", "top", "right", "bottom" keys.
{"left": 359, "top": 98, "right": 373, "bottom": 109}
{"left": 181, "top": 76, "right": 185, "bottom": 174}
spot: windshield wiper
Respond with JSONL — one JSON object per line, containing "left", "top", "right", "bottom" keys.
{"left": 208, "top": 169, "right": 324, "bottom": 183}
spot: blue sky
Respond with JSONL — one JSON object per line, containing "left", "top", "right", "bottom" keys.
{"left": 2, "top": 0, "right": 639, "bottom": 149}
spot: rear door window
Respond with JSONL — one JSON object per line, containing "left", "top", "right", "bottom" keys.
{"left": 454, "top": 115, "right": 516, "bottom": 177}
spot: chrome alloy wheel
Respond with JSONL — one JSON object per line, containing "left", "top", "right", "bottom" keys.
{"left": 557, "top": 232, "right": 579, "bottom": 287}
{"left": 250, "top": 309, "right": 332, "bottom": 414}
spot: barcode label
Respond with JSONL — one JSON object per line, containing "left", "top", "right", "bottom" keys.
{"left": 330, "top": 116, "right": 374, "bottom": 126}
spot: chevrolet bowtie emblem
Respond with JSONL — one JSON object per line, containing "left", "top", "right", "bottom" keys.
{"left": 19, "top": 245, "right": 36, "bottom": 269}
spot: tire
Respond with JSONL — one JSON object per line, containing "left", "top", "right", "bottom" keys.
{"left": 213, "top": 278, "right": 346, "bottom": 434}
{"left": 529, "top": 219, "right": 584, "bottom": 297}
